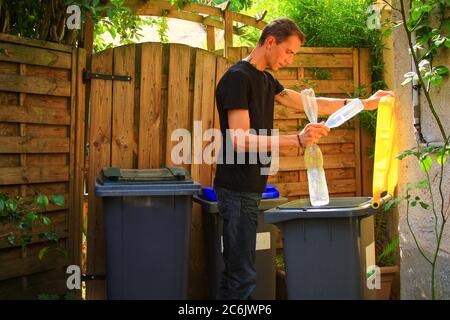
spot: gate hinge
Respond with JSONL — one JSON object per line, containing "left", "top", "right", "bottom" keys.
{"left": 83, "top": 69, "right": 132, "bottom": 83}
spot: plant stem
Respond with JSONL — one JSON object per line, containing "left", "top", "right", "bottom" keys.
{"left": 424, "top": 163, "right": 439, "bottom": 242}
{"left": 405, "top": 191, "right": 432, "bottom": 265}
{"left": 399, "top": 0, "right": 448, "bottom": 141}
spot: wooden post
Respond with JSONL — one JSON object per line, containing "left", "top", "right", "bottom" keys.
{"left": 224, "top": 9, "right": 233, "bottom": 59}
{"left": 206, "top": 25, "right": 215, "bottom": 52}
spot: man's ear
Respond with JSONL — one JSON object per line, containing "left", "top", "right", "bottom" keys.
{"left": 265, "top": 35, "right": 276, "bottom": 48}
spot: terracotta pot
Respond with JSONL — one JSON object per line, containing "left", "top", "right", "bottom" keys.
{"left": 376, "top": 266, "right": 399, "bottom": 300}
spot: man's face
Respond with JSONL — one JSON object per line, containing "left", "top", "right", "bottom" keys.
{"left": 264, "top": 35, "right": 302, "bottom": 70}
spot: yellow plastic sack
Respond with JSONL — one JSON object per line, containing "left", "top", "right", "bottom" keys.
{"left": 372, "top": 96, "right": 399, "bottom": 208}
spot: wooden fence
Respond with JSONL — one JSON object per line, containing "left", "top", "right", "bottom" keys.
{"left": 0, "top": 35, "right": 373, "bottom": 299}
{"left": 0, "top": 34, "right": 85, "bottom": 299}
{"left": 86, "top": 43, "right": 373, "bottom": 299}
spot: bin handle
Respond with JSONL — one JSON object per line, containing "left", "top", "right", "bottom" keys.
{"left": 371, "top": 194, "right": 392, "bottom": 209}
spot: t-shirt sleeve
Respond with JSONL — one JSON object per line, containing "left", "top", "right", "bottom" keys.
{"left": 274, "top": 77, "right": 285, "bottom": 95}
{"left": 220, "top": 71, "right": 250, "bottom": 111}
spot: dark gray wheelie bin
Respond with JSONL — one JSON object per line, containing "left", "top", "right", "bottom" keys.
{"left": 195, "top": 192, "right": 288, "bottom": 300}
{"left": 95, "top": 167, "right": 201, "bottom": 300}
{"left": 264, "top": 197, "right": 382, "bottom": 300}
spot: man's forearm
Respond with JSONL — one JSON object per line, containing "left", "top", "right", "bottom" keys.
{"left": 231, "top": 133, "right": 299, "bottom": 153}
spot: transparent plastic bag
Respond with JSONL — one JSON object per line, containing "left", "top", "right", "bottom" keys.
{"left": 300, "top": 88, "right": 329, "bottom": 206}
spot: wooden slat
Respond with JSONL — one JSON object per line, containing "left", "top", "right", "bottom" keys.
{"left": 0, "top": 166, "right": 69, "bottom": 185}
{"left": 69, "top": 48, "right": 86, "bottom": 270}
{"left": 25, "top": 65, "right": 69, "bottom": 81}
{"left": 280, "top": 79, "right": 354, "bottom": 94}
{"left": 24, "top": 94, "right": 68, "bottom": 109}
{"left": 0, "top": 42, "right": 72, "bottom": 69}
{"left": 87, "top": 48, "right": 113, "bottom": 300}
{"left": 224, "top": 10, "right": 233, "bottom": 59}
{"left": 138, "top": 43, "right": 163, "bottom": 169}
{"left": 165, "top": 44, "right": 192, "bottom": 169}
{"left": 206, "top": 26, "right": 215, "bottom": 52}
{"left": 212, "top": 57, "right": 232, "bottom": 180}
{"left": 298, "top": 47, "right": 353, "bottom": 54}
{"left": 275, "top": 179, "right": 356, "bottom": 197}
{"left": 191, "top": 49, "right": 216, "bottom": 186}
{"left": 291, "top": 54, "right": 353, "bottom": 68}
{"left": 0, "top": 137, "right": 69, "bottom": 153}
{"left": 360, "top": 129, "right": 374, "bottom": 196}
{"left": 0, "top": 105, "right": 70, "bottom": 125}
{"left": 111, "top": 45, "right": 136, "bottom": 169}
{"left": 25, "top": 124, "right": 68, "bottom": 138}
{"left": 0, "top": 245, "right": 69, "bottom": 281}
{"left": 359, "top": 48, "right": 372, "bottom": 93}
{"left": 0, "top": 74, "right": 71, "bottom": 97}
{"left": 303, "top": 68, "right": 353, "bottom": 80}
{"left": 0, "top": 33, "right": 73, "bottom": 53}
{"left": 354, "top": 117, "right": 362, "bottom": 196}
{"left": 279, "top": 154, "right": 356, "bottom": 171}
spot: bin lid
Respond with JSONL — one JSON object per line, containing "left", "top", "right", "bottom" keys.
{"left": 194, "top": 195, "right": 288, "bottom": 213}
{"left": 95, "top": 167, "right": 201, "bottom": 197}
{"left": 264, "top": 197, "right": 375, "bottom": 223}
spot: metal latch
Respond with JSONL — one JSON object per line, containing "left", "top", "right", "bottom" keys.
{"left": 83, "top": 69, "right": 132, "bottom": 83}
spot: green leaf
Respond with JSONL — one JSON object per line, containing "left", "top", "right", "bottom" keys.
{"left": 434, "top": 66, "right": 449, "bottom": 75}
{"left": 41, "top": 216, "right": 51, "bottom": 226}
{"left": 6, "top": 199, "right": 17, "bottom": 212}
{"left": 419, "top": 202, "right": 430, "bottom": 209}
{"left": 26, "top": 212, "right": 38, "bottom": 224}
{"left": 38, "top": 246, "right": 49, "bottom": 261}
{"left": 402, "top": 194, "right": 412, "bottom": 200}
{"left": 411, "top": 8, "right": 423, "bottom": 22}
{"left": 50, "top": 195, "right": 65, "bottom": 207}
{"left": 421, "top": 4, "right": 433, "bottom": 12}
{"left": 411, "top": 201, "right": 417, "bottom": 207}
{"left": 430, "top": 74, "right": 443, "bottom": 86}
{"left": 384, "top": 199, "right": 394, "bottom": 211}
{"left": 415, "top": 196, "right": 420, "bottom": 201}
{"left": 36, "top": 195, "right": 49, "bottom": 209}
{"left": 436, "top": 152, "right": 447, "bottom": 165}
{"left": 419, "top": 154, "right": 432, "bottom": 172}
{"left": 0, "top": 198, "right": 5, "bottom": 215}
{"left": 7, "top": 235, "right": 17, "bottom": 246}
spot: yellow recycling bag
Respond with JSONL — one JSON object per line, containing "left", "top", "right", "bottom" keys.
{"left": 372, "top": 96, "right": 399, "bottom": 208}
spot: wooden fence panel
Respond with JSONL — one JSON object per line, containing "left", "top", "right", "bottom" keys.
{"left": 0, "top": 34, "right": 85, "bottom": 299}
{"left": 85, "top": 43, "right": 373, "bottom": 299}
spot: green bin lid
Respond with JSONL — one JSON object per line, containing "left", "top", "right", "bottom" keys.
{"left": 97, "top": 167, "right": 192, "bottom": 185}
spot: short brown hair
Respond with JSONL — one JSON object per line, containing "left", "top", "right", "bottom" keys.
{"left": 258, "top": 18, "right": 305, "bottom": 46}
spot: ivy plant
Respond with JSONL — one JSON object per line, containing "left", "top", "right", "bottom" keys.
{"left": 0, "top": 193, "right": 65, "bottom": 260}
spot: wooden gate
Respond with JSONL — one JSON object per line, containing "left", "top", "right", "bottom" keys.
{"left": 86, "top": 42, "right": 231, "bottom": 299}
{"left": 0, "top": 34, "right": 86, "bottom": 298}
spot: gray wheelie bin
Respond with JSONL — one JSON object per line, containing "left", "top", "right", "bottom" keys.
{"left": 95, "top": 167, "right": 201, "bottom": 300}
{"left": 195, "top": 190, "right": 288, "bottom": 300}
{"left": 264, "top": 197, "right": 382, "bottom": 300}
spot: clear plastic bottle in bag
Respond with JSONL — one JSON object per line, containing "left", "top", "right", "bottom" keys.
{"left": 304, "top": 144, "right": 329, "bottom": 206}
{"left": 300, "top": 88, "right": 329, "bottom": 206}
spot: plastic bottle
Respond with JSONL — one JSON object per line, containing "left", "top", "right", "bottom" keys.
{"left": 304, "top": 143, "right": 329, "bottom": 206}
{"left": 325, "top": 99, "right": 364, "bottom": 129}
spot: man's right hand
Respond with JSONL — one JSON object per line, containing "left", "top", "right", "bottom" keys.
{"left": 298, "top": 123, "right": 330, "bottom": 147}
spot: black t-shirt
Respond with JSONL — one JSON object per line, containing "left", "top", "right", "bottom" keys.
{"left": 214, "top": 60, "right": 284, "bottom": 193}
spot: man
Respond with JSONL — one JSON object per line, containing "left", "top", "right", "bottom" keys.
{"left": 214, "top": 18, "right": 393, "bottom": 300}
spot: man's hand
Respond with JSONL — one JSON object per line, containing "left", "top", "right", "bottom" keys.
{"left": 363, "top": 90, "right": 395, "bottom": 110}
{"left": 298, "top": 123, "right": 330, "bottom": 147}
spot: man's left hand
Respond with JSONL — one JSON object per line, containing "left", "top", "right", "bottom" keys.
{"left": 363, "top": 90, "right": 395, "bottom": 110}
